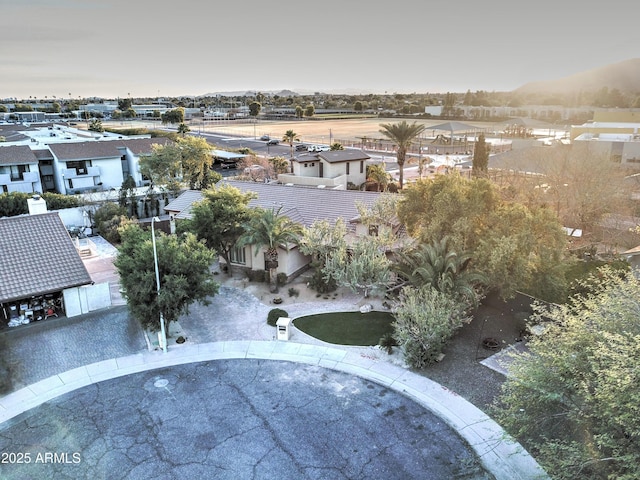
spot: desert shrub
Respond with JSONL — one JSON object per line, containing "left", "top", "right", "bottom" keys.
{"left": 267, "top": 308, "right": 288, "bottom": 327}
{"left": 308, "top": 267, "right": 337, "bottom": 294}
{"left": 277, "top": 272, "right": 288, "bottom": 286}
{"left": 288, "top": 287, "right": 299, "bottom": 298}
{"left": 379, "top": 333, "right": 397, "bottom": 354}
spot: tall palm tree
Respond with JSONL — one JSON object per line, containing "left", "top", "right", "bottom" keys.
{"left": 379, "top": 120, "right": 426, "bottom": 189}
{"left": 238, "top": 206, "right": 303, "bottom": 293}
{"left": 394, "top": 237, "right": 485, "bottom": 307}
{"left": 282, "top": 129, "right": 299, "bottom": 158}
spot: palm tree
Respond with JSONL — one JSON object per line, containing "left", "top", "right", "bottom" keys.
{"left": 238, "top": 206, "right": 303, "bottom": 293}
{"left": 177, "top": 123, "right": 190, "bottom": 137}
{"left": 282, "top": 130, "right": 299, "bottom": 158}
{"left": 394, "top": 237, "right": 485, "bottom": 307}
{"left": 379, "top": 120, "right": 425, "bottom": 189}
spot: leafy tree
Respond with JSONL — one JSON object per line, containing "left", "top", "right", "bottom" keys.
{"left": 177, "top": 123, "right": 190, "bottom": 137}
{"left": 299, "top": 218, "right": 348, "bottom": 293}
{"left": 295, "top": 105, "right": 304, "bottom": 118}
{"left": 493, "top": 269, "right": 640, "bottom": 480}
{"left": 330, "top": 142, "right": 344, "bottom": 151}
{"left": 124, "top": 107, "right": 137, "bottom": 119}
{"left": 161, "top": 107, "right": 185, "bottom": 125}
{"left": 282, "top": 129, "right": 299, "bottom": 158}
{"left": 249, "top": 101, "right": 261, "bottom": 118}
{"left": 472, "top": 133, "right": 489, "bottom": 177}
{"left": 0, "top": 192, "right": 30, "bottom": 216}
{"left": 139, "top": 143, "right": 183, "bottom": 194}
{"left": 269, "top": 156, "right": 289, "bottom": 174}
{"left": 355, "top": 193, "right": 400, "bottom": 248}
{"left": 114, "top": 224, "right": 218, "bottom": 332}
{"left": 0, "top": 105, "right": 7, "bottom": 113}
{"left": 187, "top": 184, "right": 257, "bottom": 276}
{"left": 323, "top": 236, "right": 392, "bottom": 298}
{"left": 118, "top": 98, "right": 132, "bottom": 110}
{"left": 238, "top": 206, "right": 303, "bottom": 293}
{"left": 379, "top": 120, "right": 426, "bottom": 189}
{"left": 354, "top": 101, "right": 363, "bottom": 112}
{"left": 398, "top": 174, "right": 569, "bottom": 300}
{"left": 304, "top": 104, "right": 315, "bottom": 117}
{"left": 92, "top": 202, "right": 132, "bottom": 244}
{"left": 393, "top": 285, "right": 470, "bottom": 368}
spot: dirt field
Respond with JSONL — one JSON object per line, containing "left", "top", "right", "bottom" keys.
{"left": 198, "top": 117, "right": 502, "bottom": 145}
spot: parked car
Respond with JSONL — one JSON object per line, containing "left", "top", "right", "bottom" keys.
{"left": 295, "top": 144, "right": 307, "bottom": 151}
{"left": 221, "top": 162, "right": 237, "bottom": 169}
{"left": 308, "top": 145, "right": 330, "bottom": 152}
{"left": 267, "top": 139, "right": 280, "bottom": 145}
{"left": 260, "top": 135, "right": 270, "bottom": 141}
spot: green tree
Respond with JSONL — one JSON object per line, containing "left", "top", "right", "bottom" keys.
{"left": 161, "top": 108, "right": 185, "bottom": 125}
{"left": 295, "top": 105, "right": 304, "bottom": 118}
{"left": 139, "top": 143, "right": 183, "bottom": 194}
{"left": 394, "top": 237, "right": 485, "bottom": 308}
{"left": 178, "top": 136, "right": 219, "bottom": 190}
{"left": 393, "top": 285, "right": 470, "bottom": 368}
{"left": 269, "top": 156, "right": 289, "bottom": 174}
{"left": 187, "top": 184, "right": 257, "bottom": 276}
{"left": 354, "top": 101, "right": 363, "bottom": 112}
{"left": 238, "top": 206, "right": 303, "bottom": 293}
{"left": 330, "top": 142, "right": 344, "bottom": 151}
{"left": 366, "top": 164, "right": 391, "bottom": 192}
{"left": 88, "top": 118, "right": 104, "bottom": 132}
{"left": 494, "top": 269, "right": 640, "bottom": 480}
{"left": 304, "top": 104, "right": 315, "bottom": 117}
{"left": 114, "top": 224, "right": 219, "bottom": 332}
{"left": 472, "top": 133, "right": 489, "bottom": 177}
{"left": 124, "top": 107, "right": 137, "bottom": 119}
{"left": 379, "top": 120, "right": 426, "bottom": 189}
{"left": 118, "top": 98, "right": 132, "bottom": 110}
{"left": 299, "top": 218, "right": 348, "bottom": 293}
{"left": 282, "top": 129, "right": 299, "bottom": 158}
{"left": 249, "top": 101, "right": 261, "bottom": 118}
{"left": 398, "top": 174, "right": 568, "bottom": 300}
{"left": 177, "top": 123, "right": 190, "bottom": 137}
{"left": 323, "top": 236, "right": 392, "bottom": 298}
{"left": 92, "top": 202, "right": 131, "bottom": 244}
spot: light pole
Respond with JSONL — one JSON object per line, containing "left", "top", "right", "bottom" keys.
{"left": 151, "top": 216, "right": 167, "bottom": 353}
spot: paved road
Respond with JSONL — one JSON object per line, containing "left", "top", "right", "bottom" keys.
{"left": 0, "top": 360, "right": 492, "bottom": 480}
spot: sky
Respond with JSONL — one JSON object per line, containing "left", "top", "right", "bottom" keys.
{"left": 1, "top": 0, "right": 639, "bottom": 100}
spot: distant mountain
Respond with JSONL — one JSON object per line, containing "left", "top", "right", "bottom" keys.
{"left": 201, "top": 89, "right": 300, "bottom": 97}
{"left": 515, "top": 58, "right": 640, "bottom": 94}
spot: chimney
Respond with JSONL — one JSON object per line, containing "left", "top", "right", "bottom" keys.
{"left": 27, "top": 194, "right": 48, "bottom": 215}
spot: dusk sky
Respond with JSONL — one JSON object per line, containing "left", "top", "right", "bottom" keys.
{"left": 2, "top": 0, "right": 638, "bottom": 99}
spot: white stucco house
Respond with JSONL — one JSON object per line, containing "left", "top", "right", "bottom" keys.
{"left": 164, "top": 180, "right": 385, "bottom": 281}
{"left": 0, "top": 145, "right": 43, "bottom": 193}
{"left": 277, "top": 149, "right": 370, "bottom": 190}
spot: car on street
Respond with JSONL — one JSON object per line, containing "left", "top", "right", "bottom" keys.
{"left": 260, "top": 135, "right": 270, "bottom": 141}
{"left": 308, "top": 145, "right": 330, "bottom": 152}
{"left": 295, "top": 144, "right": 307, "bottom": 151}
{"left": 267, "top": 138, "right": 280, "bottom": 145}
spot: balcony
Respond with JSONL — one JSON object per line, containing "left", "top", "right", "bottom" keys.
{"left": 63, "top": 166, "right": 101, "bottom": 179}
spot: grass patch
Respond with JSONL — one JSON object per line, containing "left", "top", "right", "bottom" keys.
{"left": 293, "top": 311, "right": 395, "bottom": 346}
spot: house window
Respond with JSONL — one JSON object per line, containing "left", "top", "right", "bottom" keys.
{"left": 10, "top": 165, "right": 27, "bottom": 181}
{"left": 360, "top": 160, "right": 364, "bottom": 173}
{"left": 230, "top": 245, "right": 246, "bottom": 265}
{"left": 67, "top": 160, "right": 90, "bottom": 175}
{"left": 346, "top": 162, "right": 350, "bottom": 175}
{"left": 369, "top": 224, "right": 379, "bottom": 236}
{"left": 304, "top": 163, "right": 308, "bottom": 168}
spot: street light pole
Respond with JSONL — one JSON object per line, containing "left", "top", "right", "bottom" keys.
{"left": 151, "top": 216, "right": 168, "bottom": 353}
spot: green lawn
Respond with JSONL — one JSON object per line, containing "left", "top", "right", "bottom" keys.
{"left": 293, "top": 311, "right": 395, "bottom": 346}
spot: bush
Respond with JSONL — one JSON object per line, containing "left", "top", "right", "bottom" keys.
{"left": 277, "top": 272, "right": 288, "bottom": 286}
{"left": 288, "top": 287, "right": 299, "bottom": 298}
{"left": 42, "top": 192, "right": 83, "bottom": 210}
{"left": 267, "top": 308, "right": 288, "bottom": 327}
{"left": 0, "top": 192, "right": 30, "bottom": 217}
{"left": 93, "top": 202, "right": 128, "bottom": 243}
{"left": 379, "top": 333, "right": 397, "bottom": 354}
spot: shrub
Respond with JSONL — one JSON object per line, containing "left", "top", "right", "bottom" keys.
{"left": 277, "top": 272, "right": 288, "bottom": 286}
{"left": 267, "top": 308, "right": 288, "bottom": 327}
{"left": 288, "top": 287, "right": 299, "bottom": 298}
{"left": 42, "top": 192, "right": 83, "bottom": 210}
{"left": 379, "top": 333, "right": 397, "bottom": 354}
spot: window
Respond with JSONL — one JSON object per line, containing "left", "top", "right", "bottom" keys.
{"left": 360, "top": 160, "right": 364, "bottom": 174}
{"left": 9, "top": 165, "right": 27, "bottom": 181}
{"left": 346, "top": 162, "right": 350, "bottom": 175}
{"left": 67, "top": 160, "right": 89, "bottom": 175}
{"left": 230, "top": 245, "right": 246, "bottom": 265}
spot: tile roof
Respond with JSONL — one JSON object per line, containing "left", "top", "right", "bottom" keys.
{"left": 165, "top": 180, "right": 383, "bottom": 227}
{"left": 0, "top": 145, "right": 39, "bottom": 165}
{"left": 0, "top": 213, "right": 93, "bottom": 303}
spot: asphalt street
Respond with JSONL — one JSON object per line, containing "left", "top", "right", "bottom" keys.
{"left": 0, "top": 360, "right": 492, "bottom": 480}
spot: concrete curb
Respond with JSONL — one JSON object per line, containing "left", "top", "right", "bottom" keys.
{"left": 0, "top": 340, "right": 548, "bottom": 480}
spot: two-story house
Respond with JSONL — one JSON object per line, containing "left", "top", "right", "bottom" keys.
{"left": 0, "top": 145, "right": 43, "bottom": 194}
{"left": 278, "top": 149, "right": 370, "bottom": 189}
